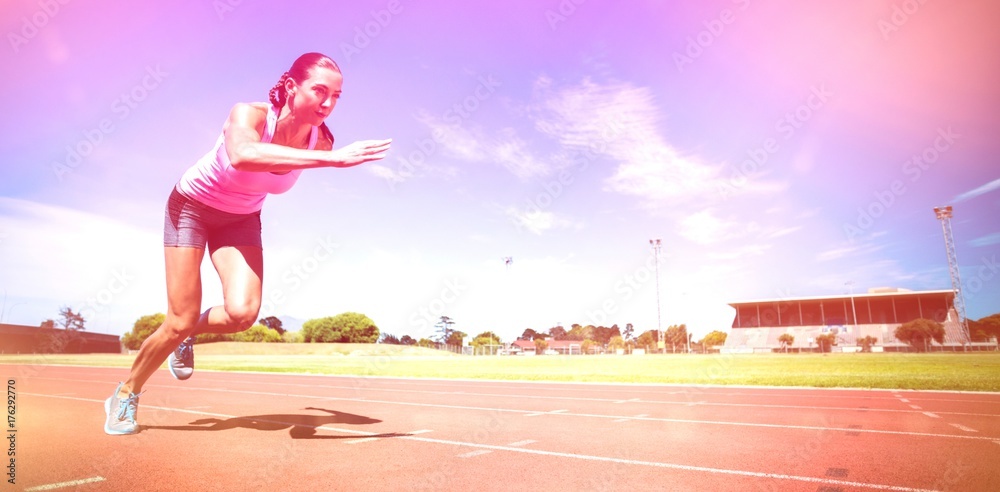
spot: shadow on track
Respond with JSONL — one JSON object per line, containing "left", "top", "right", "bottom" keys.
{"left": 144, "top": 407, "right": 409, "bottom": 439}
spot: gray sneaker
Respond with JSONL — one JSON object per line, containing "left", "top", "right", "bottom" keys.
{"left": 168, "top": 336, "right": 195, "bottom": 380}
{"left": 104, "top": 383, "right": 141, "bottom": 435}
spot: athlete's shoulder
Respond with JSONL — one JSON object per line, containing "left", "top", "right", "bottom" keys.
{"left": 230, "top": 102, "right": 270, "bottom": 120}
{"left": 225, "top": 102, "right": 269, "bottom": 135}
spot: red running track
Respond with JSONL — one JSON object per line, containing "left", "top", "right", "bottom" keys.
{"left": 4, "top": 364, "right": 1000, "bottom": 491}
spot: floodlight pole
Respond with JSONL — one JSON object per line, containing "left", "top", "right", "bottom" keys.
{"left": 503, "top": 256, "right": 513, "bottom": 356}
{"left": 649, "top": 239, "right": 662, "bottom": 353}
{"left": 933, "top": 206, "right": 971, "bottom": 344}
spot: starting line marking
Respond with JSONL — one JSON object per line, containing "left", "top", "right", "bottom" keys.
{"left": 25, "top": 477, "right": 106, "bottom": 491}
{"left": 922, "top": 412, "right": 940, "bottom": 419}
{"left": 614, "top": 414, "right": 650, "bottom": 423}
{"left": 508, "top": 440, "right": 536, "bottom": 447}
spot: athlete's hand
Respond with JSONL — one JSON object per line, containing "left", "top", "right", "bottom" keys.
{"left": 329, "top": 139, "right": 392, "bottom": 168}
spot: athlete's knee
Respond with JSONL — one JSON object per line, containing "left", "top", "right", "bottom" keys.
{"left": 224, "top": 301, "right": 260, "bottom": 330}
{"left": 162, "top": 311, "right": 200, "bottom": 336}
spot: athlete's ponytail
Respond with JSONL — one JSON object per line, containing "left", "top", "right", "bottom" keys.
{"left": 268, "top": 72, "right": 292, "bottom": 108}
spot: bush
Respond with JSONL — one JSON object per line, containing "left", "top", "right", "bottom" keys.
{"left": 231, "top": 324, "right": 283, "bottom": 343}
{"left": 858, "top": 335, "right": 878, "bottom": 352}
{"left": 302, "top": 312, "right": 379, "bottom": 343}
{"left": 121, "top": 314, "right": 165, "bottom": 350}
{"left": 815, "top": 333, "right": 837, "bottom": 353}
{"left": 282, "top": 331, "right": 304, "bottom": 343}
{"left": 193, "top": 332, "right": 230, "bottom": 343}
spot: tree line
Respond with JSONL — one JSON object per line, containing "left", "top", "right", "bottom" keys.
{"left": 46, "top": 306, "right": 1000, "bottom": 353}
{"left": 120, "top": 312, "right": 380, "bottom": 350}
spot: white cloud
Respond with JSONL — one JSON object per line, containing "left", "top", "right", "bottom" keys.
{"left": 366, "top": 163, "right": 407, "bottom": 184}
{"left": 678, "top": 210, "right": 736, "bottom": 245}
{"left": 953, "top": 177, "right": 1000, "bottom": 203}
{"left": 0, "top": 197, "right": 166, "bottom": 332}
{"left": 816, "top": 245, "right": 859, "bottom": 262}
{"left": 415, "top": 112, "right": 551, "bottom": 180}
{"left": 491, "top": 128, "right": 551, "bottom": 180}
{"left": 707, "top": 244, "right": 772, "bottom": 261}
{"left": 970, "top": 232, "right": 1000, "bottom": 247}
{"left": 766, "top": 226, "right": 803, "bottom": 239}
{"left": 529, "top": 77, "right": 788, "bottom": 204}
{"left": 506, "top": 207, "right": 581, "bottom": 235}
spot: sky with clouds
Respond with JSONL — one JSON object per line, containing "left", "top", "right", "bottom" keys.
{"left": 1, "top": 0, "right": 998, "bottom": 343}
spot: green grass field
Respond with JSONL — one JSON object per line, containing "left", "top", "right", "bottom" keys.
{"left": 2, "top": 343, "right": 999, "bottom": 392}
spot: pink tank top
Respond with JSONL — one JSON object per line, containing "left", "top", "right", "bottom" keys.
{"left": 175, "top": 105, "right": 318, "bottom": 214}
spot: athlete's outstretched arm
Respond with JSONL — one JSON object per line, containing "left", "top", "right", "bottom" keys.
{"left": 224, "top": 103, "right": 391, "bottom": 172}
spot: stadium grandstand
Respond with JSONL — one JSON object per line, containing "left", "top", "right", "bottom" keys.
{"left": 721, "top": 287, "right": 995, "bottom": 353}
{"left": 0, "top": 323, "right": 123, "bottom": 354}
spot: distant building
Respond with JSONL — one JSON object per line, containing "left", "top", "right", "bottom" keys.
{"left": 721, "top": 288, "right": 993, "bottom": 353}
{"left": 0, "top": 323, "right": 123, "bottom": 354}
{"left": 509, "top": 339, "right": 585, "bottom": 355}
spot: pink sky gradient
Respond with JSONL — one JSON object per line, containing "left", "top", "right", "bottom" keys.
{"left": 1, "top": 0, "right": 998, "bottom": 342}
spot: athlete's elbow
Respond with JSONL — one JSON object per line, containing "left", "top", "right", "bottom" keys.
{"left": 228, "top": 145, "right": 259, "bottom": 171}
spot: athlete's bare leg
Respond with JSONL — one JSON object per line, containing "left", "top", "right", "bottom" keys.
{"left": 117, "top": 245, "right": 262, "bottom": 398}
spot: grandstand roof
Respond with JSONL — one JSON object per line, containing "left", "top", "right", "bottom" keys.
{"left": 728, "top": 288, "right": 954, "bottom": 307}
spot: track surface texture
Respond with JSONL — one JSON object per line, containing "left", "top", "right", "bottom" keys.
{"left": 4, "top": 364, "right": 999, "bottom": 491}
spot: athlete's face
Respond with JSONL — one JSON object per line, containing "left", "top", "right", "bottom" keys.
{"left": 287, "top": 67, "right": 342, "bottom": 125}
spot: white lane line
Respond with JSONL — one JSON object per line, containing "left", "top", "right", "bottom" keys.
{"left": 25, "top": 477, "right": 105, "bottom": 491}
{"left": 525, "top": 409, "right": 568, "bottom": 417}
{"left": 508, "top": 440, "right": 536, "bottom": 447}
{"left": 346, "top": 429, "right": 431, "bottom": 444}
{"left": 614, "top": 398, "right": 640, "bottom": 404}
{"left": 922, "top": 412, "right": 940, "bottom": 419}
{"left": 613, "top": 414, "right": 650, "bottom": 423}
{"left": 29, "top": 372, "right": 1000, "bottom": 405}
{"left": 948, "top": 423, "right": 977, "bottom": 433}
{"left": 457, "top": 449, "right": 493, "bottom": 458}
{"left": 26, "top": 393, "right": 998, "bottom": 443}
{"left": 33, "top": 376, "right": 1000, "bottom": 418}
{"left": 401, "top": 436, "right": 936, "bottom": 492}
{"left": 344, "top": 437, "right": 380, "bottom": 445}
{"left": 13, "top": 394, "right": 959, "bottom": 491}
